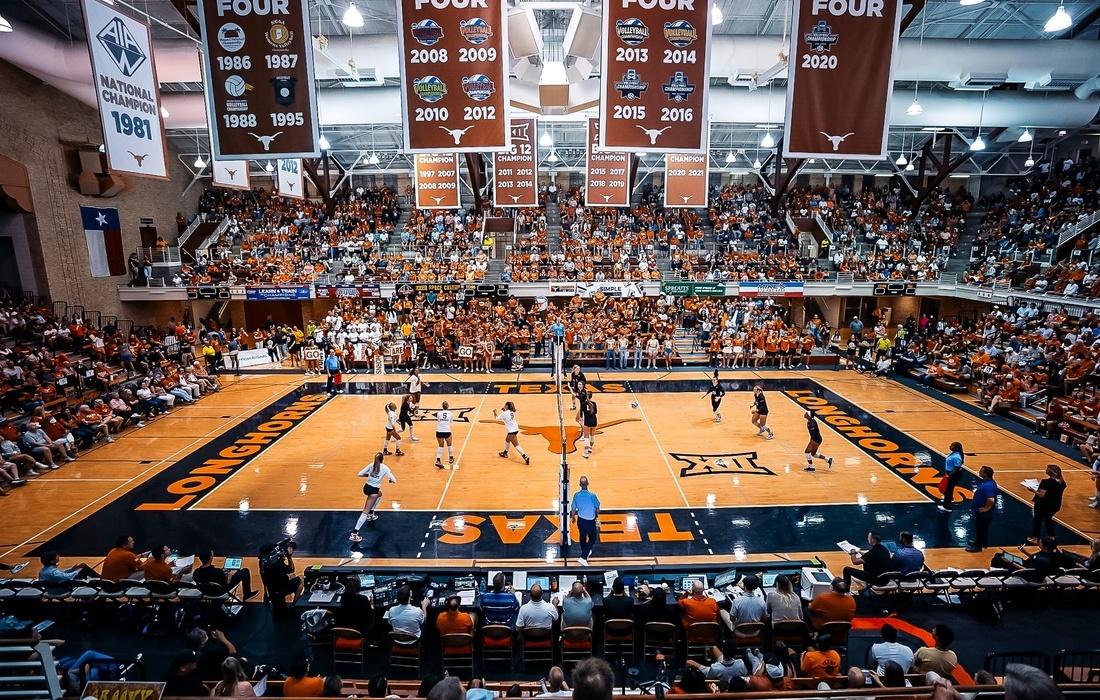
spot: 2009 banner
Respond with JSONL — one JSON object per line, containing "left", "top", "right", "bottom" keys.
{"left": 783, "top": 0, "right": 902, "bottom": 159}
{"left": 81, "top": 0, "right": 169, "bottom": 179}
{"left": 492, "top": 118, "right": 538, "bottom": 208}
{"left": 585, "top": 118, "right": 631, "bottom": 207}
{"left": 415, "top": 154, "right": 462, "bottom": 209}
{"left": 396, "top": 0, "right": 510, "bottom": 152}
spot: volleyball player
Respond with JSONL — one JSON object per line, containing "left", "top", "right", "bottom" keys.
{"left": 750, "top": 385, "right": 774, "bottom": 439}
{"left": 406, "top": 368, "right": 426, "bottom": 405}
{"left": 802, "top": 411, "right": 833, "bottom": 472}
{"left": 382, "top": 402, "right": 405, "bottom": 456}
{"left": 702, "top": 373, "right": 725, "bottom": 423}
{"left": 568, "top": 365, "right": 587, "bottom": 411}
{"left": 493, "top": 401, "right": 530, "bottom": 464}
{"left": 435, "top": 400, "right": 455, "bottom": 469}
{"left": 578, "top": 396, "right": 598, "bottom": 458}
{"left": 350, "top": 452, "right": 397, "bottom": 540}
{"left": 398, "top": 394, "right": 419, "bottom": 442}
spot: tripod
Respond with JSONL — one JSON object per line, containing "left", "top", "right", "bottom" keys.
{"left": 638, "top": 653, "right": 673, "bottom": 696}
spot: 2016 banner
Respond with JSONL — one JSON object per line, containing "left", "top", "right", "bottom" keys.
{"left": 276, "top": 158, "right": 304, "bottom": 199}
{"left": 783, "top": 0, "right": 902, "bottom": 159}
{"left": 395, "top": 0, "right": 510, "bottom": 152}
{"left": 81, "top": 0, "right": 169, "bottom": 179}
{"left": 492, "top": 118, "right": 538, "bottom": 207}
{"left": 585, "top": 118, "right": 630, "bottom": 207}
{"left": 599, "top": 0, "right": 711, "bottom": 152}
{"left": 196, "top": 0, "right": 320, "bottom": 160}
{"left": 212, "top": 159, "right": 251, "bottom": 190}
{"left": 414, "top": 154, "right": 461, "bottom": 209}
{"left": 663, "top": 152, "right": 708, "bottom": 208}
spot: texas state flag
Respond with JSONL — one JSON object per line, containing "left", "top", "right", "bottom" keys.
{"left": 80, "top": 206, "right": 125, "bottom": 278}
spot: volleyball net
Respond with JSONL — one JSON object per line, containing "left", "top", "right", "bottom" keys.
{"left": 553, "top": 340, "right": 571, "bottom": 549}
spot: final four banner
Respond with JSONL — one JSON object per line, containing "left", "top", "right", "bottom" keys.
{"left": 783, "top": 0, "right": 902, "bottom": 160}
{"left": 80, "top": 0, "right": 169, "bottom": 180}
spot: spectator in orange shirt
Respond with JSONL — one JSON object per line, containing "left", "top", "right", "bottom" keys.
{"left": 435, "top": 594, "right": 475, "bottom": 637}
{"left": 807, "top": 578, "right": 857, "bottom": 630}
{"left": 101, "top": 535, "right": 143, "bottom": 582}
{"left": 283, "top": 656, "right": 325, "bottom": 698}
{"left": 143, "top": 545, "right": 189, "bottom": 583}
{"left": 677, "top": 580, "right": 718, "bottom": 629}
{"left": 800, "top": 633, "right": 842, "bottom": 678}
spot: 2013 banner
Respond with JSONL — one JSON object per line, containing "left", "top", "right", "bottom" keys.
{"left": 81, "top": 0, "right": 169, "bottom": 179}
{"left": 663, "top": 152, "right": 708, "bottom": 207}
{"left": 585, "top": 118, "right": 631, "bottom": 207}
{"left": 415, "top": 154, "right": 462, "bottom": 209}
{"left": 196, "top": 0, "right": 321, "bottom": 160}
{"left": 276, "top": 158, "right": 304, "bottom": 199}
{"left": 212, "top": 159, "right": 251, "bottom": 190}
{"left": 783, "top": 0, "right": 902, "bottom": 159}
{"left": 492, "top": 118, "right": 538, "bottom": 207}
{"left": 396, "top": 0, "right": 510, "bottom": 152}
{"left": 599, "top": 0, "right": 712, "bottom": 152}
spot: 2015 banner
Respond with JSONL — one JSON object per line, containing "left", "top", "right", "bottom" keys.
{"left": 276, "top": 158, "right": 304, "bottom": 199}
{"left": 196, "top": 0, "right": 321, "bottom": 160}
{"left": 492, "top": 118, "right": 538, "bottom": 207}
{"left": 585, "top": 118, "right": 631, "bottom": 207}
{"left": 81, "top": 0, "right": 169, "bottom": 179}
{"left": 414, "top": 154, "right": 461, "bottom": 209}
{"left": 395, "top": 0, "right": 510, "bottom": 152}
{"left": 783, "top": 0, "right": 902, "bottom": 159}
{"left": 599, "top": 0, "right": 711, "bottom": 152}
{"left": 212, "top": 159, "right": 251, "bottom": 190}
{"left": 663, "top": 152, "right": 708, "bottom": 208}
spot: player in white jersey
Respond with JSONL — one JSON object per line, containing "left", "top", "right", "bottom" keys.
{"left": 350, "top": 452, "right": 397, "bottom": 540}
{"left": 434, "top": 400, "right": 455, "bottom": 469}
{"left": 493, "top": 401, "right": 530, "bottom": 464}
{"left": 382, "top": 402, "right": 404, "bottom": 456}
{"left": 406, "top": 368, "right": 426, "bottom": 403}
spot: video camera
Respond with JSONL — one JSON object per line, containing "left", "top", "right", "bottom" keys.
{"left": 259, "top": 538, "right": 296, "bottom": 574}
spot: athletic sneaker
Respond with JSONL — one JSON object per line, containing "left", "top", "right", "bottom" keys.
{"left": 395, "top": 450, "right": 405, "bottom": 456}
{"left": 135, "top": 421, "right": 146, "bottom": 428}
{"left": 765, "top": 432, "right": 774, "bottom": 440}
{"left": 716, "top": 413, "right": 722, "bottom": 422}
{"left": 382, "top": 449, "right": 392, "bottom": 455}
{"left": 826, "top": 457, "right": 833, "bottom": 468}
{"left": 366, "top": 513, "right": 379, "bottom": 521}
{"left": 583, "top": 450, "right": 591, "bottom": 459}
{"left": 410, "top": 436, "right": 420, "bottom": 442}
{"left": 435, "top": 460, "right": 445, "bottom": 469}
{"left": 449, "top": 456, "right": 455, "bottom": 465}
{"left": 936, "top": 505, "right": 950, "bottom": 513}
{"left": 25, "top": 470, "right": 40, "bottom": 478}
{"left": 35, "top": 463, "right": 49, "bottom": 471}
{"left": 498, "top": 450, "right": 509, "bottom": 458}
{"left": 349, "top": 531, "right": 363, "bottom": 542}
{"left": 10, "top": 562, "right": 27, "bottom": 575}
{"left": 523, "top": 454, "right": 530, "bottom": 465}
{"left": 803, "top": 466, "right": 816, "bottom": 472}
{"left": 577, "top": 558, "right": 589, "bottom": 567}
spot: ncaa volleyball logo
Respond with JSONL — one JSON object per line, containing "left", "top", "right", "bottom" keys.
{"left": 461, "top": 74, "right": 496, "bottom": 101}
{"left": 217, "top": 23, "right": 246, "bottom": 52}
{"left": 663, "top": 20, "right": 697, "bottom": 48}
{"left": 459, "top": 18, "right": 493, "bottom": 45}
{"left": 411, "top": 19, "right": 444, "bottom": 45}
{"left": 224, "top": 75, "right": 250, "bottom": 97}
{"left": 413, "top": 76, "right": 448, "bottom": 103}
{"left": 616, "top": 18, "right": 650, "bottom": 46}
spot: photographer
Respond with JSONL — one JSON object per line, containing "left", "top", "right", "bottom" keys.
{"left": 258, "top": 539, "right": 301, "bottom": 614}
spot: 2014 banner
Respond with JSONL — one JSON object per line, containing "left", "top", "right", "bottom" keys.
{"left": 212, "top": 159, "right": 251, "bottom": 190}
{"left": 81, "top": 0, "right": 169, "bottom": 179}
{"left": 599, "top": 0, "right": 712, "bottom": 152}
{"left": 276, "top": 158, "right": 304, "bottom": 199}
{"left": 783, "top": 0, "right": 902, "bottom": 159}
{"left": 395, "top": 0, "right": 510, "bottom": 152}
{"left": 663, "top": 152, "right": 708, "bottom": 208}
{"left": 414, "top": 154, "right": 462, "bottom": 209}
{"left": 492, "top": 118, "right": 538, "bottom": 207}
{"left": 585, "top": 118, "right": 631, "bottom": 207}
{"left": 196, "top": 0, "right": 321, "bottom": 160}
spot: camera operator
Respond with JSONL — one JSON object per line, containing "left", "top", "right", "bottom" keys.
{"left": 259, "top": 539, "right": 301, "bottom": 614}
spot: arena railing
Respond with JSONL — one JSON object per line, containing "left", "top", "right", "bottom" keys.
{"left": 0, "top": 639, "right": 63, "bottom": 699}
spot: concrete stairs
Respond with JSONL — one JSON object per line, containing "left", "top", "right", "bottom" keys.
{"left": 943, "top": 208, "right": 986, "bottom": 276}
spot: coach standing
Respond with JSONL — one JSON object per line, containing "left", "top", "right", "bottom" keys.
{"left": 966, "top": 466, "right": 998, "bottom": 552}
{"left": 571, "top": 476, "right": 600, "bottom": 567}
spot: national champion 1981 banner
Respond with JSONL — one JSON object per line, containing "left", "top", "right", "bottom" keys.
{"left": 783, "top": 0, "right": 902, "bottom": 160}
{"left": 415, "top": 154, "right": 462, "bottom": 209}
{"left": 585, "top": 118, "right": 631, "bottom": 207}
{"left": 81, "top": 0, "right": 170, "bottom": 180}
{"left": 492, "top": 118, "right": 538, "bottom": 207}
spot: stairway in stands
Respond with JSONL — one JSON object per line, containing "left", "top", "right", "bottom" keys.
{"left": 943, "top": 208, "right": 986, "bottom": 276}
{"left": 546, "top": 198, "right": 563, "bottom": 251}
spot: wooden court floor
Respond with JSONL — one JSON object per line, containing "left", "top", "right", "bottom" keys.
{"left": 4, "top": 370, "right": 1098, "bottom": 580}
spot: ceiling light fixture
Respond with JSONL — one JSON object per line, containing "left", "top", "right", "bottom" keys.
{"left": 0, "top": 14, "right": 13, "bottom": 32}
{"left": 760, "top": 132, "right": 775, "bottom": 149}
{"left": 959, "top": 0, "right": 984, "bottom": 6}
{"left": 711, "top": 2, "right": 724, "bottom": 25}
{"left": 1018, "top": 128, "right": 1033, "bottom": 143}
{"left": 342, "top": 2, "right": 364, "bottom": 28}
{"left": 906, "top": 98, "right": 923, "bottom": 116}
{"left": 548, "top": 151, "right": 559, "bottom": 163}
{"left": 905, "top": 160, "right": 915, "bottom": 171}
{"left": 368, "top": 153, "right": 380, "bottom": 165}
{"left": 1044, "top": 2, "right": 1072, "bottom": 32}
{"left": 319, "top": 135, "right": 331, "bottom": 150}
{"left": 265, "top": 161, "right": 274, "bottom": 172}
{"left": 194, "top": 155, "right": 206, "bottom": 169}
{"left": 539, "top": 131, "right": 553, "bottom": 147}
{"left": 970, "top": 135, "right": 985, "bottom": 151}
{"left": 1024, "top": 156, "right": 1035, "bottom": 168}
{"left": 725, "top": 151, "right": 735, "bottom": 163}
{"left": 752, "top": 158, "right": 762, "bottom": 169}
{"left": 895, "top": 153, "right": 908, "bottom": 166}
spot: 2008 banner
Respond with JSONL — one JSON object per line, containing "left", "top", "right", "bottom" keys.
{"left": 396, "top": 0, "right": 510, "bottom": 152}
{"left": 585, "top": 118, "right": 631, "bottom": 207}
{"left": 783, "top": 0, "right": 902, "bottom": 159}
{"left": 81, "top": 0, "right": 170, "bottom": 179}
{"left": 492, "top": 118, "right": 539, "bottom": 208}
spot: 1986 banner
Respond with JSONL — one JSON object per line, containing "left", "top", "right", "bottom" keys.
{"left": 196, "top": 0, "right": 321, "bottom": 160}
{"left": 783, "top": 0, "right": 902, "bottom": 159}
{"left": 492, "top": 118, "right": 538, "bottom": 207}
{"left": 663, "top": 152, "right": 708, "bottom": 207}
{"left": 415, "top": 154, "right": 462, "bottom": 209}
{"left": 396, "top": 0, "right": 510, "bottom": 152}
{"left": 585, "top": 118, "right": 631, "bottom": 207}
{"left": 599, "top": 0, "right": 712, "bottom": 152}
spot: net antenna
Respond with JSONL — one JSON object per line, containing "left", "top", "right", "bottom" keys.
{"left": 553, "top": 341, "right": 571, "bottom": 549}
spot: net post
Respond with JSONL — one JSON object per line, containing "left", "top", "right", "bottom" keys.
{"left": 554, "top": 341, "right": 570, "bottom": 549}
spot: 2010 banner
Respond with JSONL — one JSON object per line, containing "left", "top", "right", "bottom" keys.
{"left": 212, "top": 159, "right": 251, "bottom": 190}
{"left": 492, "top": 118, "right": 538, "bottom": 207}
{"left": 276, "top": 158, "right": 304, "bottom": 199}
{"left": 196, "top": 0, "right": 321, "bottom": 160}
{"left": 415, "top": 154, "right": 462, "bottom": 209}
{"left": 783, "top": 0, "right": 902, "bottom": 159}
{"left": 81, "top": 0, "right": 169, "bottom": 179}
{"left": 599, "top": 0, "right": 711, "bottom": 152}
{"left": 396, "top": 0, "right": 510, "bottom": 152}
{"left": 663, "top": 152, "right": 708, "bottom": 208}
{"left": 585, "top": 118, "right": 631, "bottom": 207}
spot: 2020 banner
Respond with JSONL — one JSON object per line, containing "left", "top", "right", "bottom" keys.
{"left": 663, "top": 152, "right": 708, "bottom": 208}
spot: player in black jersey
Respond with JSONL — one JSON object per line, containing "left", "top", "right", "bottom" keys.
{"left": 577, "top": 397, "right": 598, "bottom": 458}
{"left": 398, "top": 394, "right": 419, "bottom": 442}
{"left": 750, "top": 385, "right": 774, "bottom": 439}
{"left": 568, "top": 365, "right": 587, "bottom": 411}
{"left": 802, "top": 411, "right": 833, "bottom": 472}
{"left": 702, "top": 373, "right": 726, "bottom": 423}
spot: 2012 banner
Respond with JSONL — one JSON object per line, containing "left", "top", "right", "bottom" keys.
{"left": 783, "top": 0, "right": 902, "bottom": 159}
{"left": 196, "top": 0, "right": 321, "bottom": 160}
{"left": 415, "top": 154, "right": 462, "bottom": 209}
{"left": 599, "top": 0, "right": 712, "bottom": 152}
{"left": 396, "top": 0, "right": 510, "bottom": 152}
{"left": 81, "top": 0, "right": 170, "bottom": 179}
{"left": 276, "top": 158, "right": 304, "bottom": 199}
{"left": 585, "top": 118, "right": 631, "bottom": 207}
{"left": 492, "top": 118, "right": 538, "bottom": 207}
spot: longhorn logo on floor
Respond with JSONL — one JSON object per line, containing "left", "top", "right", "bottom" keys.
{"left": 669, "top": 451, "right": 773, "bottom": 478}
{"left": 478, "top": 419, "right": 641, "bottom": 454}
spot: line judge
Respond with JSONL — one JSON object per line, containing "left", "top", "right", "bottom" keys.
{"left": 571, "top": 475, "right": 600, "bottom": 567}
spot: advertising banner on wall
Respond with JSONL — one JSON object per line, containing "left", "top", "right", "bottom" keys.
{"left": 576, "top": 281, "right": 644, "bottom": 298}
{"left": 661, "top": 280, "right": 726, "bottom": 296}
{"left": 196, "top": 0, "right": 321, "bottom": 160}
{"left": 585, "top": 118, "right": 631, "bottom": 207}
{"left": 492, "top": 118, "right": 538, "bottom": 207}
{"left": 245, "top": 285, "right": 311, "bottom": 300}
{"left": 738, "top": 281, "right": 804, "bottom": 297}
{"left": 395, "top": 0, "right": 510, "bottom": 152}
{"left": 598, "top": 0, "right": 711, "bottom": 152}
{"left": 211, "top": 159, "right": 251, "bottom": 190}
{"left": 314, "top": 284, "right": 382, "bottom": 299}
{"left": 783, "top": 0, "right": 902, "bottom": 159}
{"left": 81, "top": 0, "right": 169, "bottom": 180}
{"left": 276, "top": 158, "right": 304, "bottom": 199}
{"left": 663, "top": 152, "right": 708, "bottom": 208}
{"left": 414, "top": 154, "right": 462, "bottom": 209}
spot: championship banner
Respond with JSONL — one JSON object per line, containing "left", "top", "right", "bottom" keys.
{"left": 196, "top": 0, "right": 321, "bottom": 160}
{"left": 492, "top": 118, "right": 538, "bottom": 207}
{"left": 414, "top": 154, "right": 461, "bottom": 209}
{"left": 395, "top": 0, "right": 510, "bottom": 152}
{"left": 211, "top": 159, "right": 251, "bottom": 190}
{"left": 276, "top": 158, "right": 304, "bottom": 199}
{"left": 585, "top": 118, "right": 630, "bottom": 207}
{"left": 81, "top": 0, "right": 169, "bottom": 179}
{"left": 599, "top": 0, "right": 712, "bottom": 152}
{"left": 663, "top": 152, "right": 708, "bottom": 208}
{"left": 783, "top": 0, "right": 902, "bottom": 159}
{"left": 738, "top": 281, "right": 804, "bottom": 297}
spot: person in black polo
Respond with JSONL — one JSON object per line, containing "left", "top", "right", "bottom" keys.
{"left": 192, "top": 550, "right": 256, "bottom": 600}
{"left": 842, "top": 531, "right": 891, "bottom": 589}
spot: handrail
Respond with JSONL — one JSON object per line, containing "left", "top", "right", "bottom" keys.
{"left": 177, "top": 212, "right": 208, "bottom": 250}
{"left": 195, "top": 217, "right": 230, "bottom": 257}
{"left": 816, "top": 213, "right": 834, "bottom": 244}
{"left": 1057, "top": 209, "right": 1100, "bottom": 248}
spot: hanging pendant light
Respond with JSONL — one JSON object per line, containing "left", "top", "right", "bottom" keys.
{"left": 760, "top": 132, "right": 775, "bottom": 149}
{"left": 1044, "top": 2, "right": 1072, "bottom": 32}
{"left": 342, "top": 2, "right": 364, "bottom": 28}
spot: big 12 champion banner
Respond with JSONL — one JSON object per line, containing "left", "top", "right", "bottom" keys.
{"left": 585, "top": 118, "right": 631, "bottom": 207}
{"left": 396, "top": 0, "right": 510, "bottom": 152}
{"left": 81, "top": 0, "right": 169, "bottom": 179}
{"left": 663, "top": 152, "right": 708, "bottom": 208}
{"left": 783, "top": 0, "right": 902, "bottom": 159}
{"left": 196, "top": 0, "right": 321, "bottom": 160}
{"left": 492, "top": 118, "right": 538, "bottom": 207}
{"left": 599, "top": 0, "right": 712, "bottom": 152}
{"left": 415, "top": 154, "right": 462, "bottom": 209}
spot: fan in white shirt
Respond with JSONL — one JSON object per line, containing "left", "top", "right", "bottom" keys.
{"left": 492, "top": 401, "right": 530, "bottom": 465}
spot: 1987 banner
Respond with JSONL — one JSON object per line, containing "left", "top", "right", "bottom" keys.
{"left": 783, "top": 0, "right": 902, "bottom": 159}
{"left": 585, "top": 118, "right": 631, "bottom": 207}
{"left": 415, "top": 154, "right": 462, "bottom": 209}
{"left": 492, "top": 118, "right": 538, "bottom": 207}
